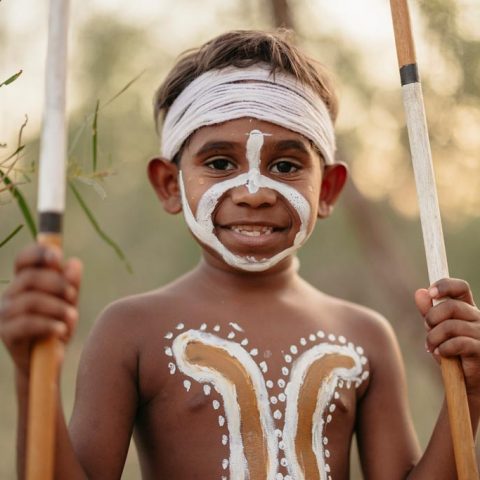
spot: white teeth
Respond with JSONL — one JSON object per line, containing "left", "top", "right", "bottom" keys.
{"left": 230, "top": 225, "right": 273, "bottom": 236}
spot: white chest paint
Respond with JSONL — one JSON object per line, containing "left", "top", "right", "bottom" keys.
{"left": 165, "top": 323, "right": 369, "bottom": 480}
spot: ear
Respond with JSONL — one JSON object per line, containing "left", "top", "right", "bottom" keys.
{"left": 147, "top": 157, "right": 182, "bottom": 214}
{"left": 318, "top": 162, "right": 348, "bottom": 218}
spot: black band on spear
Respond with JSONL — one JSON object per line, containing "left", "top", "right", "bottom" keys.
{"left": 38, "top": 212, "right": 63, "bottom": 234}
{"left": 399, "top": 63, "right": 419, "bottom": 85}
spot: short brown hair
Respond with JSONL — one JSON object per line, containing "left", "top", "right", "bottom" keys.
{"left": 153, "top": 29, "right": 338, "bottom": 133}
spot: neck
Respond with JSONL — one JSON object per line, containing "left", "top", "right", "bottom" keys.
{"left": 192, "top": 251, "right": 301, "bottom": 296}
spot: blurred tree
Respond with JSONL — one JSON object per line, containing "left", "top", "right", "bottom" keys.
{"left": 268, "top": 0, "right": 293, "bottom": 28}
{"left": 266, "top": 0, "right": 421, "bottom": 329}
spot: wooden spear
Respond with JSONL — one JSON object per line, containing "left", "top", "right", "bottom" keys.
{"left": 389, "top": 1, "right": 478, "bottom": 478}
{"left": 26, "top": 0, "right": 70, "bottom": 478}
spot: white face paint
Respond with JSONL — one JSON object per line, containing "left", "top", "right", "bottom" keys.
{"left": 245, "top": 130, "right": 264, "bottom": 194}
{"left": 179, "top": 129, "right": 313, "bottom": 272}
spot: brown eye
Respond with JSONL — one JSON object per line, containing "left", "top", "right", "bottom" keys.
{"left": 270, "top": 161, "right": 299, "bottom": 174}
{"left": 206, "top": 158, "right": 235, "bottom": 171}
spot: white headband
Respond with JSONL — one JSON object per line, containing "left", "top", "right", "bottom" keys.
{"left": 160, "top": 65, "right": 336, "bottom": 164}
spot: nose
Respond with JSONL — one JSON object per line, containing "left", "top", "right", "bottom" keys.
{"left": 230, "top": 185, "right": 277, "bottom": 208}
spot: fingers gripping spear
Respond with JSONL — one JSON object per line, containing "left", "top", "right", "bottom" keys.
{"left": 389, "top": 1, "right": 479, "bottom": 478}
{"left": 26, "top": 0, "right": 70, "bottom": 478}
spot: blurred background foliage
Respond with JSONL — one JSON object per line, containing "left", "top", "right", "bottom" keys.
{"left": 1, "top": 0, "right": 479, "bottom": 477}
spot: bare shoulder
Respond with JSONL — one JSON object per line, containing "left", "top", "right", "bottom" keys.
{"left": 328, "top": 295, "right": 395, "bottom": 336}
{"left": 77, "top": 276, "right": 200, "bottom": 408}
{"left": 320, "top": 294, "right": 404, "bottom": 382}
{"left": 90, "top": 273, "right": 196, "bottom": 338}
{"left": 78, "top": 276, "right": 197, "bottom": 383}
{"left": 299, "top": 280, "right": 400, "bottom": 363}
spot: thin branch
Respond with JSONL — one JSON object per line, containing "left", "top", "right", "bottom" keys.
{"left": 16, "top": 115, "right": 28, "bottom": 162}
{"left": 92, "top": 100, "right": 100, "bottom": 172}
{"left": 17, "top": 115, "right": 28, "bottom": 149}
{"left": 103, "top": 69, "right": 146, "bottom": 108}
{"left": 0, "top": 225, "right": 24, "bottom": 248}
{"left": 0, "top": 145, "right": 25, "bottom": 167}
{"left": 0, "top": 116, "right": 30, "bottom": 181}
{"left": 0, "top": 180, "right": 28, "bottom": 193}
{"left": 68, "top": 71, "right": 146, "bottom": 156}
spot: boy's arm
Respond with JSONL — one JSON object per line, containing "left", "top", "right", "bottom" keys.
{"left": 355, "top": 316, "right": 421, "bottom": 479}
{"left": 356, "top": 278, "right": 480, "bottom": 480}
{"left": 405, "top": 399, "right": 480, "bottom": 479}
{"left": 406, "top": 278, "right": 480, "bottom": 479}
{"left": 1, "top": 245, "right": 87, "bottom": 479}
{"left": 1, "top": 245, "right": 138, "bottom": 479}
{"left": 67, "top": 301, "right": 139, "bottom": 479}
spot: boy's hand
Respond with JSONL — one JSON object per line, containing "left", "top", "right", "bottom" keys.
{"left": 415, "top": 278, "right": 480, "bottom": 398}
{"left": 0, "top": 244, "right": 82, "bottom": 377}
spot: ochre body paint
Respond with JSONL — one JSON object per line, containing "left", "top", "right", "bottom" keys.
{"left": 186, "top": 342, "right": 269, "bottom": 479}
{"left": 294, "top": 354, "right": 355, "bottom": 479}
{"left": 283, "top": 344, "right": 364, "bottom": 480}
{"left": 173, "top": 330, "right": 278, "bottom": 480}
{"left": 169, "top": 327, "right": 368, "bottom": 479}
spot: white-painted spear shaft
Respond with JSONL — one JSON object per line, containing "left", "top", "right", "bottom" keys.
{"left": 389, "top": 1, "right": 478, "bottom": 479}
{"left": 26, "top": 0, "right": 70, "bottom": 479}
{"left": 37, "top": 0, "right": 69, "bottom": 216}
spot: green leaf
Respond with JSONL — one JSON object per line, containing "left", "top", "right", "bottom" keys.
{"left": 103, "top": 70, "right": 146, "bottom": 108}
{"left": 69, "top": 181, "right": 133, "bottom": 273}
{"left": 0, "top": 170, "right": 37, "bottom": 238}
{"left": 0, "top": 70, "right": 23, "bottom": 88}
{"left": 0, "top": 224, "right": 24, "bottom": 248}
{"left": 92, "top": 100, "right": 100, "bottom": 172}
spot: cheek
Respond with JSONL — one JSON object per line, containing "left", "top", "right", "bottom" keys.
{"left": 305, "top": 202, "right": 319, "bottom": 231}
{"left": 185, "top": 184, "right": 199, "bottom": 208}
{"left": 184, "top": 176, "right": 216, "bottom": 210}
{"left": 295, "top": 190, "right": 319, "bottom": 232}
{"left": 306, "top": 184, "right": 321, "bottom": 215}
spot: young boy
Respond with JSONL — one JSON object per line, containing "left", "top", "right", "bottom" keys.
{"left": 1, "top": 30, "right": 480, "bottom": 480}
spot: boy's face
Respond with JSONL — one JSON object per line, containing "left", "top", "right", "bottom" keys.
{"left": 150, "top": 118, "right": 347, "bottom": 272}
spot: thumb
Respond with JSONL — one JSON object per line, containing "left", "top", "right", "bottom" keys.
{"left": 414, "top": 288, "right": 432, "bottom": 317}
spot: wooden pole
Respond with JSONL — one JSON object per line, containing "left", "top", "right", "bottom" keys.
{"left": 26, "top": 0, "right": 70, "bottom": 478}
{"left": 389, "top": 1, "right": 478, "bottom": 479}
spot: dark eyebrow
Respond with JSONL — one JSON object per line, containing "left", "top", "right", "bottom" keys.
{"left": 194, "top": 141, "right": 239, "bottom": 157}
{"left": 272, "top": 139, "right": 311, "bottom": 155}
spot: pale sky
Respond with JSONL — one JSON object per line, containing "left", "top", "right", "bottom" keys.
{"left": 1, "top": 0, "right": 479, "bottom": 217}
{"left": 1, "top": 0, "right": 394, "bottom": 148}
{"left": 3, "top": 0, "right": 479, "bottom": 146}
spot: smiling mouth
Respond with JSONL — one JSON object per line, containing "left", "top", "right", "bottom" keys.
{"left": 217, "top": 223, "right": 289, "bottom": 237}
{"left": 228, "top": 225, "right": 277, "bottom": 236}
{"left": 213, "top": 222, "right": 293, "bottom": 255}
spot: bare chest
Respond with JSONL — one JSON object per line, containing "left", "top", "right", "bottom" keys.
{"left": 136, "top": 317, "right": 370, "bottom": 480}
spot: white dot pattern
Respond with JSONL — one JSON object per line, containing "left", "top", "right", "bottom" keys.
{"left": 163, "top": 323, "right": 369, "bottom": 479}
